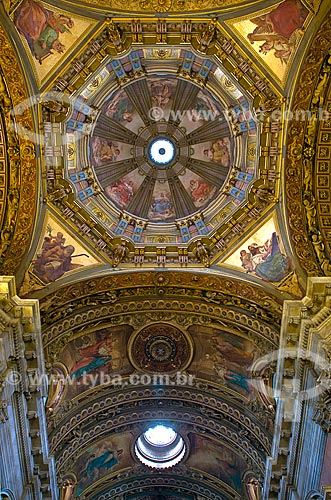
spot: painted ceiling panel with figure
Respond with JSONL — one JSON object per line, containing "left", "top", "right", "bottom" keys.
{"left": 2, "top": 4, "right": 330, "bottom": 500}
{"left": 57, "top": 325, "right": 133, "bottom": 399}
{"left": 31, "top": 213, "right": 100, "bottom": 284}
{"left": 222, "top": 215, "right": 292, "bottom": 284}
{"left": 187, "top": 324, "right": 260, "bottom": 401}
{"left": 227, "top": 0, "right": 312, "bottom": 83}
{"left": 9, "top": 0, "right": 96, "bottom": 84}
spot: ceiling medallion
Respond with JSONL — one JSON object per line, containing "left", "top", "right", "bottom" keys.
{"left": 128, "top": 323, "right": 193, "bottom": 373}
{"left": 152, "top": 0, "right": 172, "bottom": 12}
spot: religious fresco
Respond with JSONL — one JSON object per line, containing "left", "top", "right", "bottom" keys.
{"left": 223, "top": 216, "right": 291, "bottom": 283}
{"left": 100, "top": 88, "right": 144, "bottom": 132}
{"left": 228, "top": 0, "right": 310, "bottom": 82}
{"left": 188, "top": 324, "right": 258, "bottom": 400}
{"left": 90, "top": 136, "right": 131, "bottom": 166}
{"left": 73, "top": 431, "right": 134, "bottom": 495}
{"left": 186, "top": 433, "right": 247, "bottom": 494}
{"left": 32, "top": 214, "right": 98, "bottom": 284}
{"left": 104, "top": 169, "right": 143, "bottom": 209}
{"left": 60, "top": 325, "right": 133, "bottom": 399}
{"left": 11, "top": 0, "right": 94, "bottom": 83}
{"left": 147, "top": 77, "right": 177, "bottom": 119}
{"left": 178, "top": 89, "right": 223, "bottom": 133}
{"left": 193, "top": 137, "right": 231, "bottom": 168}
{"left": 180, "top": 170, "right": 217, "bottom": 209}
{"left": 148, "top": 182, "right": 176, "bottom": 222}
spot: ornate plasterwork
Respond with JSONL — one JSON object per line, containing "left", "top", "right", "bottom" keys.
{"left": 286, "top": 11, "right": 331, "bottom": 276}
{"left": 0, "top": 27, "right": 37, "bottom": 275}
{"left": 264, "top": 278, "right": 331, "bottom": 498}
{"left": 50, "top": 0, "right": 322, "bottom": 14}
{"left": 38, "top": 270, "right": 283, "bottom": 312}
{"left": 0, "top": 277, "right": 56, "bottom": 499}
{"left": 128, "top": 323, "right": 193, "bottom": 373}
{"left": 40, "top": 17, "right": 282, "bottom": 269}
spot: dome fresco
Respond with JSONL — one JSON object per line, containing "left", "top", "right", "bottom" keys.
{"left": 65, "top": 47, "right": 258, "bottom": 244}
{"left": 1, "top": 3, "right": 331, "bottom": 500}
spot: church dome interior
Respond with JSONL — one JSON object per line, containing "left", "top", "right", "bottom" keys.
{"left": 0, "top": 0, "right": 331, "bottom": 499}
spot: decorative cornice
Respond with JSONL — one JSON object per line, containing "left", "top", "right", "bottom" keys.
{"left": 0, "top": 27, "right": 37, "bottom": 275}
{"left": 286, "top": 11, "right": 331, "bottom": 276}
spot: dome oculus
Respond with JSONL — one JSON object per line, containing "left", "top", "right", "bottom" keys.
{"left": 149, "top": 138, "right": 175, "bottom": 165}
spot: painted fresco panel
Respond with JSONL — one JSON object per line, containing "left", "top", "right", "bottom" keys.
{"left": 192, "top": 137, "right": 231, "bottom": 168}
{"left": 90, "top": 137, "right": 130, "bottom": 166}
{"left": 224, "top": 217, "right": 291, "bottom": 282}
{"left": 73, "top": 431, "right": 134, "bottom": 495}
{"left": 104, "top": 169, "right": 143, "bottom": 209}
{"left": 188, "top": 325, "right": 258, "bottom": 400}
{"left": 12, "top": 0, "right": 93, "bottom": 82}
{"left": 60, "top": 325, "right": 133, "bottom": 399}
{"left": 229, "top": 0, "right": 309, "bottom": 82}
{"left": 179, "top": 89, "right": 223, "bottom": 133}
{"left": 101, "top": 88, "right": 144, "bottom": 132}
{"left": 32, "top": 214, "right": 98, "bottom": 284}
{"left": 180, "top": 170, "right": 217, "bottom": 209}
{"left": 148, "top": 181, "right": 176, "bottom": 221}
{"left": 186, "top": 433, "right": 247, "bottom": 494}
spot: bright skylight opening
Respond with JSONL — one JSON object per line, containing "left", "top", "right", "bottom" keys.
{"left": 135, "top": 424, "right": 186, "bottom": 469}
{"left": 144, "top": 424, "right": 177, "bottom": 446}
{"left": 149, "top": 138, "right": 175, "bottom": 165}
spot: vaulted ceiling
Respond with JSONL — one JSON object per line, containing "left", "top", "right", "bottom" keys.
{"left": 1, "top": 0, "right": 331, "bottom": 498}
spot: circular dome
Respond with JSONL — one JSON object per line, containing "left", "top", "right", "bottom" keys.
{"left": 135, "top": 424, "right": 186, "bottom": 468}
{"left": 149, "top": 138, "right": 175, "bottom": 165}
{"left": 88, "top": 75, "right": 233, "bottom": 223}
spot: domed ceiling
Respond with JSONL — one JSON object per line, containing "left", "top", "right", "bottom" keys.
{"left": 1, "top": 1, "right": 331, "bottom": 500}
{"left": 64, "top": 46, "right": 257, "bottom": 243}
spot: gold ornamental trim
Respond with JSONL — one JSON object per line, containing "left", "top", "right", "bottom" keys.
{"left": 285, "top": 10, "right": 331, "bottom": 276}
{"left": 0, "top": 26, "right": 37, "bottom": 274}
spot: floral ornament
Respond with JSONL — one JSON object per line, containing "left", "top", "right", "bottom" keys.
{"left": 152, "top": 0, "right": 172, "bottom": 11}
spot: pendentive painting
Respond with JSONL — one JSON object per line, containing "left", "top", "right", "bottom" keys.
{"left": 228, "top": 0, "right": 310, "bottom": 82}
{"left": 223, "top": 216, "right": 291, "bottom": 283}
{"left": 32, "top": 213, "right": 99, "bottom": 284}
{"left": 10, "top": 0, "right": 94, "bottom": 83}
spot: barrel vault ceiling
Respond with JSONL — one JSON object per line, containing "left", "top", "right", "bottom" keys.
{"left": 1, "top": 0, "right": 331, "bottom": 499}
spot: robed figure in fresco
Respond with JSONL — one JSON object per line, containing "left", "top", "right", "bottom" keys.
{"left": 247, "top": 0, "right": 308, "bottom": 64}
{"left": 14, "top": 0, "right": 74, "bottom": 63}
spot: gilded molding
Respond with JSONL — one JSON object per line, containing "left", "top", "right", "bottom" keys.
{"left": 286, "top": 12, "right": 331, "bottom": 276}
{"left": 0, "top": 26, "right": 37, "bottom": 274}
